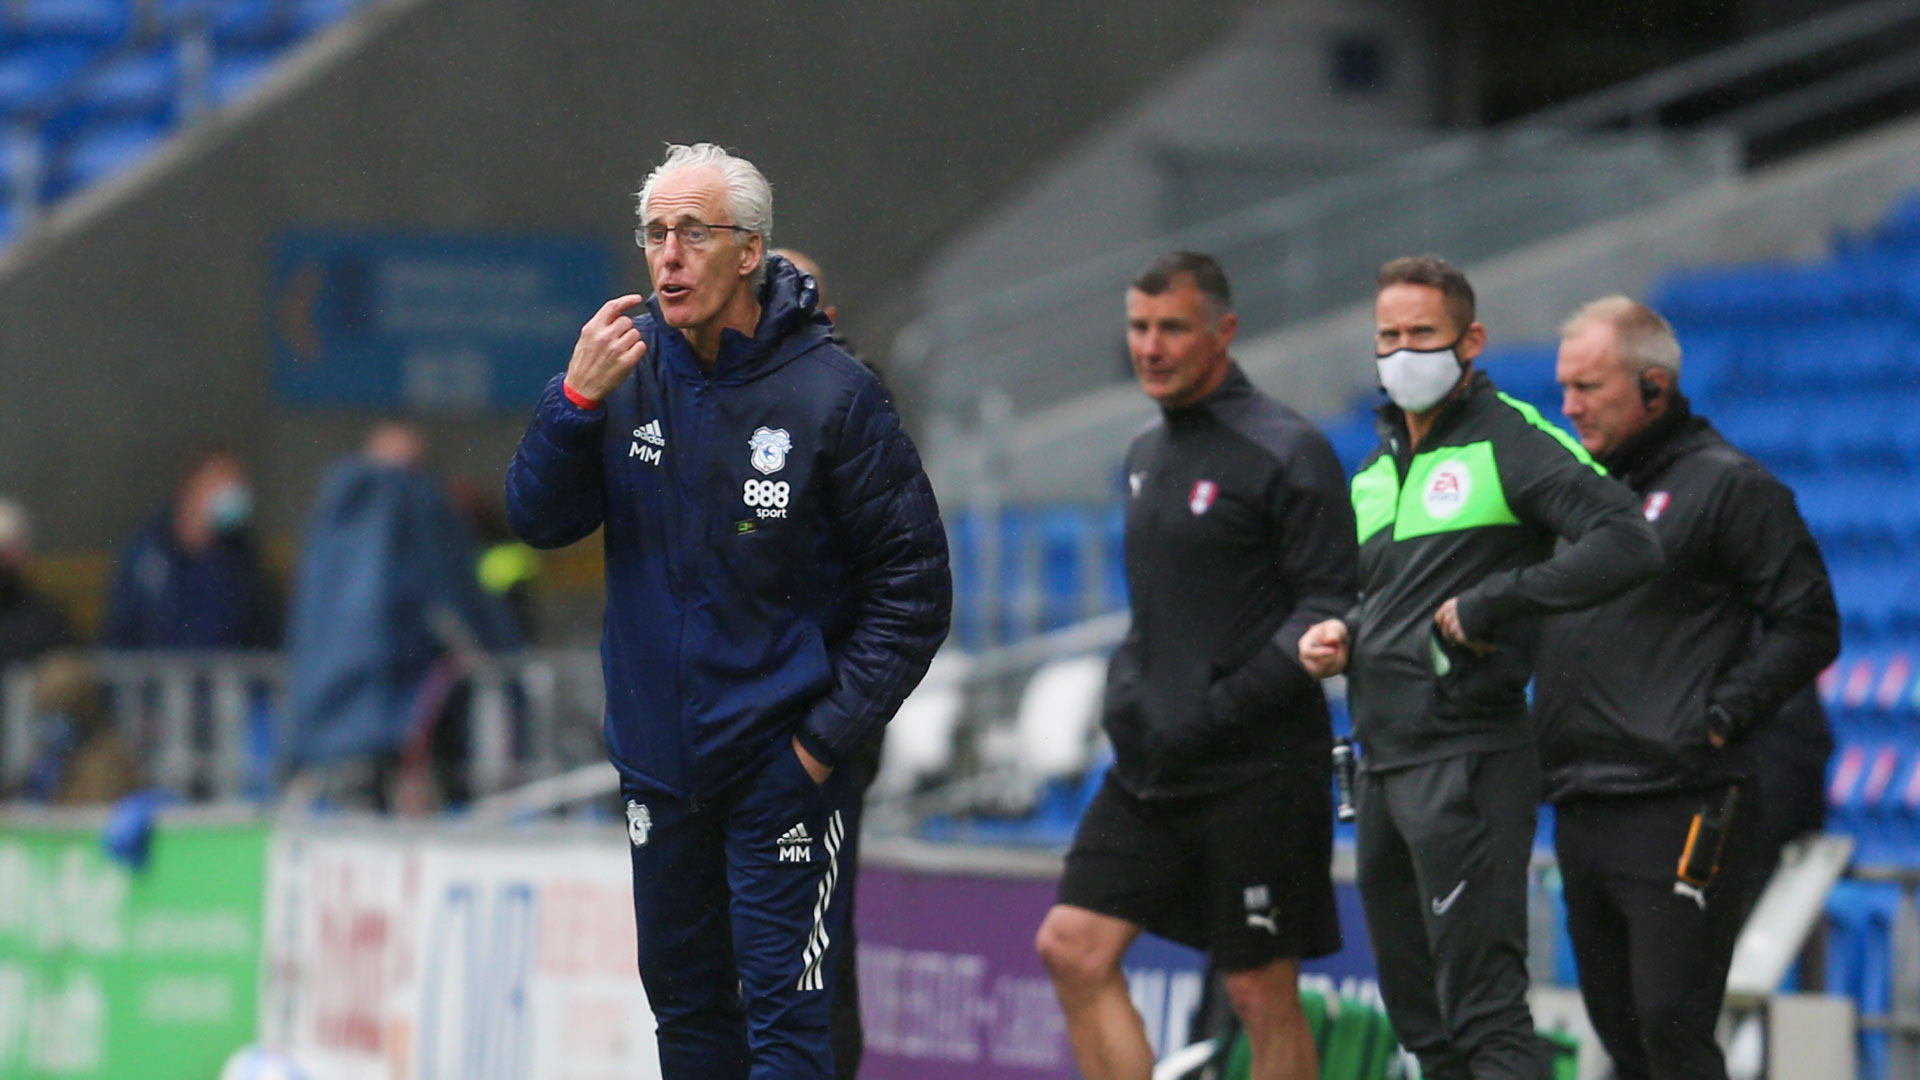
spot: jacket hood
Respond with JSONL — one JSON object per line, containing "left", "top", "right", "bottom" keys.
{"left": 645, "top": 254, "right": 836, "bottom": 386}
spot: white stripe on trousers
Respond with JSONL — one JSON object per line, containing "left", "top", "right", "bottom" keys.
{"left": 797, "top": 809, "right": 845, "bottom": 991}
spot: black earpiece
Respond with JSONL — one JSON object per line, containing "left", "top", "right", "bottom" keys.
{"left": 1638, "top": 371, "right": 1661, "bottom": 407}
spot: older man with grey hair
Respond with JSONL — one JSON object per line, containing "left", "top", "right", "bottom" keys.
{"left": 1537, "top": 295, "right": 1839, "bottom": 1080}
{"left": 507, "top": 144, "right": 951, "bottom": 1080}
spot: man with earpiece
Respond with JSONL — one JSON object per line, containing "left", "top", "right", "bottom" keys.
{"left": 1298, "top": 257, "right": 1663, "bottom": 1080}
{"left": 1533, "top": 297, "right": 1839, "bottom": 1080}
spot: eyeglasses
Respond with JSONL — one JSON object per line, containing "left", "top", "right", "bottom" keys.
{"left": 635, "top": 221, "right": 754, "bottom": 250}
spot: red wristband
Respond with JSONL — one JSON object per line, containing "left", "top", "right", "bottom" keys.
{"left": 562, "top": 380, "right": 601, "bottom": 410}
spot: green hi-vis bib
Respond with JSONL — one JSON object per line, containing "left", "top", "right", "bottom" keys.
{"left": 1350, "top": 393, "right": 1605, "bottom": 545}
{"left": 1352, "top": 442, "right": 1516, "bottom": 544}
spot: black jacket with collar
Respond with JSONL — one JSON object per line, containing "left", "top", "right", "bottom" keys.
{"left": 1103, "top": 365, "right": 1358, "bottom": 799}
{"left": 1532, "top": 399, "right": 1842, "bottom": 803}
{"left": 1345, "top": 371, "right": 1663, "bottom": 772}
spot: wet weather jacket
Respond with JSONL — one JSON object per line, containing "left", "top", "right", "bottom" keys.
{"left": 1533, "top": 401, "right": 1841, "bottom": 802}
{"left": 505, "top": 256, "right": 951, "bottom": 798}
{"left": 1345, "top": 371, "right": 1663, "bottom": 771}
{"left": 1105, "top": 366, "right": 1359, "bottom": 799}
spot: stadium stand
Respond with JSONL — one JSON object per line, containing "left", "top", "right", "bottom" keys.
{"left": 0, "top": 0, "right": 369, "bottom": 234}
{"left": 927, "top": 186, "right": 1920, "bottom": 1078}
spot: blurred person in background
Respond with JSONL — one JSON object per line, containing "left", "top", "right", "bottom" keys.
{"left": 0, "top": 497, "right": 75, "bottom": 673}
{"left": 507, "top": 144, "right": 949, "bottom": 1080}
{"left": 772, "top": 246, "right": 878, "bottom": 1080}
{"left": 281, "top": 421, "right": 520, "bottom": 812}
{"left": 449, "top": 477, "right": 541, "bottom": 643}
{"left": 1534, "top": 297, "right": 1840, "bottom": 1080}
{"left": 1298, "top": 256, "right": 1662, "bottom": 1080}
{"left": 20, "top": 652, "right": 138, "bottom": 805}
{"left": 102, "top": 447, "right": 281, "bottom": 650}
{"left": 1035, "top": 252, "right": 1357, "bottom": 1080}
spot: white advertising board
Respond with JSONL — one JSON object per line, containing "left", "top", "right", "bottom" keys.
{"left": 260, "top": 826, "right": 660, "bottom": 1080}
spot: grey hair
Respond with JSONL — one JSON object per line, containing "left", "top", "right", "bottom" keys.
{"left": 636, "top": 143, "right": 773, "bottom": 287}
{"left": 1561, "top": 295, "right": 1682, "bottom": 378}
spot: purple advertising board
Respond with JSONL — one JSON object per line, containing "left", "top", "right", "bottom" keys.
{"left": 853, "top": 843, "right": 1377, "bottom": 1080}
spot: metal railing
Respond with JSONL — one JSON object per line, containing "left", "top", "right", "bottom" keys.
{"left": 1842, "top": 863, "right": 1920, "bottom": 1077}
{"left": 0, "top": 647, "right": 605, "bottom": 804}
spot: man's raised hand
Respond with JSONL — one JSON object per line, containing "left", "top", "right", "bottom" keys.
{"left": 564, "top": 295, "right": 647, "bottom": 404}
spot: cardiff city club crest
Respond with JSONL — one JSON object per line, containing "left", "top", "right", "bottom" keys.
{"left": 626, "top": 800, "right": 652, "bottom": 847}
{"left": 749, "top": 427, "right": 792, "bottom": 475}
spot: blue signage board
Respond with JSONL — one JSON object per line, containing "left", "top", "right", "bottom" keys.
{"left": 269, "top": 231, "right": 617, "bottom": 413}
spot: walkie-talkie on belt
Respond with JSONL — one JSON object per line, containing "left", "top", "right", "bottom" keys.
{"left": 1677, "top": 785, "right": 1741, "bottom": 890}
{"left": 1332, "top": 737, "right": 1358, "bottom": 823}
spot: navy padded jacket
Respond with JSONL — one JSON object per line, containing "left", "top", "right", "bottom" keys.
{"left": 506, "top": 256, "right": 951, "bottom": 798}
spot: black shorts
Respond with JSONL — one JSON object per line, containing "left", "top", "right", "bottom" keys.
{"left": 1058, "top": 771, "right": 1341, "bottom": 971}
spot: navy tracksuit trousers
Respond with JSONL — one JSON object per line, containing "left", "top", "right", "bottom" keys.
{"left": 623, "top": 737, "right": 858, "bottom": 1080}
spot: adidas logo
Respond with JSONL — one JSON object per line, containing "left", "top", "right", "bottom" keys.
{"left": 778, "top": 822, "right": 812, "bottom": 862}
{"left": 633, "top": 420, "right": 666, "bottom": 447}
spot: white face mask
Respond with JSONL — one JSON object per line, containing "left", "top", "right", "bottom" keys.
{"left": 1376, "top": 344, "right": 1465, "bottom": 413}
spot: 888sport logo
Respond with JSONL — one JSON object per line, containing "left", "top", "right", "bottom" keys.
{"left": 744, "top": 479, "right": 791, "bottom": 518}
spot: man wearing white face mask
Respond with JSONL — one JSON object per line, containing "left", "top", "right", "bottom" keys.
{"left": 1297, "top": 256, "right": 1661, "bottom": 1080}
{"left": 103, "top": 447, "right": 281, "bottom": 650}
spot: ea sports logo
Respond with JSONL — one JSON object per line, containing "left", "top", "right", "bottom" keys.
{"left": 1423, "top": 461, "right": 1472, "bottom": 520}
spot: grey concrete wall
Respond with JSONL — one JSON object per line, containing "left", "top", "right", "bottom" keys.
{"left": 0, "top": 0, "right": 1262, "bottom": 552}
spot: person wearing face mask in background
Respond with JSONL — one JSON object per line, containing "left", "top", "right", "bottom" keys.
{"left": 103, "top": 447, "right": 281, "bottom": 650}
{"left": 1297, "top": 256, "right": 1661, "bottom": 1080}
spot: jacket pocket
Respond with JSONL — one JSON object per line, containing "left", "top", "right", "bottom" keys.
{"left": 1102, "top": 647, "right": 1149, "bottom": 762}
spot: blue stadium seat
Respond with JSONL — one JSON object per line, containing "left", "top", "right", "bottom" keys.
{"left": 944, "top": 508, "right": 985, "bottom": 650}
{"left": 1479, "top": 343, "right": 1560, "bottom": 415}
{"left": 1850, "top": 743, "right": 1909, "bottom": 864}
{"left": 0, "top": 41, "right": 93, "bottom": 112}
{"left": 292, "top": 0, "right": 359, "bottom": 34}
{"left": 1828, "top": 560, "right": 1920, "bottom": 645}
{"left": 1654, "top": 260, "right": 1892, "bottom": 326}
{"left": 1032, "top": 505, "right": 1094, "bottom": 631}
{"left": 1825, "top": 880, "right": 1900, "bottom": 1080}
{"left": 1870, "top": 190, "right": 1920, "bottom": 249}
{"left": 1099, "top": 501, "right": 1126, "bottom": 611}
{"left": 1794, "top": 476, "right": 1920, "bottom": 560}
{"left": 1762, "top": 316, "right": 1905, "bottom": 390}
{"left": 207, "top": 0, "right": 295, "bottom": 47}
{"left": 1807, "top": 392, "right": 1920, "bottom": 472}
{"left": 995, "top": 506, "right": 1031, "bottom": 643}
{"left": 1710, "top": 398, "right": 1818, "bottom": 475}
{"left": 208, "top": 46, "right": 278, "bottom": 105}
{"left": 1670, "top": 325, "right": 1741, "bottom": 398}
{"left": 0, "top": 201, "right": 14, "bottom": 245}
{"left": 7, "top": 0, "right": 134, "bottom": 45}
{"left": 48, "top": 115, "right": 164, "bottom": 197}
{"left": 54, "top": 43, "right": 180, "bottom": 129}
{"left": 1321, "top": 406, "right": 1381, "bottom": 474}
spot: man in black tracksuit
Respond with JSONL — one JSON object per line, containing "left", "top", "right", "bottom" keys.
{"left": 1535, "top": 297, "right": 1840, "bottom": 1080}
{"left": 1300, "top": 257, "right": 1663, "bottom": 1080}
{"left": 1038, "top": 253, "right": 1357, "bottom": 1080}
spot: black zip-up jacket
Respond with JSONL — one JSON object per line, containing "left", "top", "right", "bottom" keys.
{"left": 1104, "top": 365, "right": 1359, "bottom": 799}
{"left": 1533, "top": 400, "right": 1841, "bottom": 802}
{"left": 1346, "top": 371, "right": 1663, "bottom": 771}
